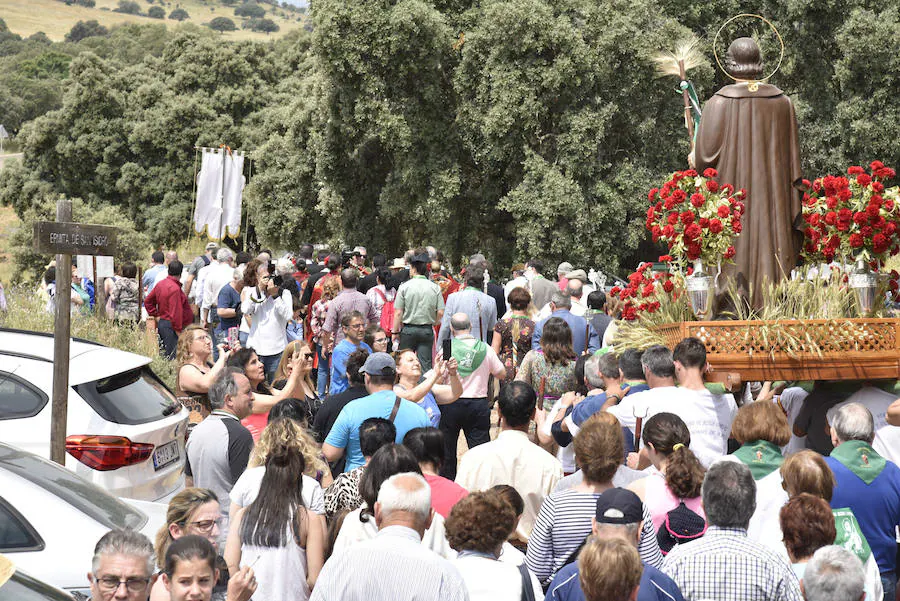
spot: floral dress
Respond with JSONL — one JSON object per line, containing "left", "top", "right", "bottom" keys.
{"left": 493, "top": 316, "right": 535, "bottom": 382}
{"left": 515, "top": 351, "right": 576, "bottom": 410}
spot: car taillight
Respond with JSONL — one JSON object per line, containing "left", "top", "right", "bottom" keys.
{"left": 65, "top": 435, "right": 155, "bottom": 471}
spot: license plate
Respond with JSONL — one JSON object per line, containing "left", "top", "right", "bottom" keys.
{"left": 152, "top": 440, "right": 180, "bottom": 471}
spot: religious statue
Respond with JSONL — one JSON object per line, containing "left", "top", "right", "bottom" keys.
{"left": 693, "top": 37, "right": 804, "bottom": 307}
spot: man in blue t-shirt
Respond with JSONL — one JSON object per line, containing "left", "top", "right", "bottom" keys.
{"left": 547, "top": 488, "right": 684, "bottom": 601}
{"left": 826, "top": 402, "right": 900, "bottom": 601}
{"left": 322, "top": 352, "right": 429, "bottom": 471}
{"left": 329, "top": 311, "right": 373, "bottom": 396}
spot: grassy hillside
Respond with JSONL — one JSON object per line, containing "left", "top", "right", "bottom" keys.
{"left": 0, "top": 0, "right": 306, "bottom": 41}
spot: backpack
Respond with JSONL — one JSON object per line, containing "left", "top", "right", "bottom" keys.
{"left": 374, "top": 288, "right": 395, "bottom": 333}
{"left": 657, "top": 501, "right": 707, "bottom": 554}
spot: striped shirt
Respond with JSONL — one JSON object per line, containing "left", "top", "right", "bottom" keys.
{"left": 525, "top": 489, "right": 664, "bottom": 585}
{"left": 311, "top": 525, "right": 469, "bottom": 601}
{"left": 662, "top": 526, "right": 802, "bottom": 601}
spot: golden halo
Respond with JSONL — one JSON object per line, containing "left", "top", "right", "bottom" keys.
{"left": 713, "top": 13, "right": 785, "bottom": 83}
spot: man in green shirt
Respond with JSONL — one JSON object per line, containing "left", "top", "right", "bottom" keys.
{"left": 392, "top": 250, "right": 445, "bottom": 371}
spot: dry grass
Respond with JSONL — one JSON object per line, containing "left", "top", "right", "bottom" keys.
{"left": 0, "top": 206, "right": 20, "bottom": 286}
{"left": 0, "top": 285, "right": 177, "bottom": 389}
{"left": 0, "top": 0, "right": 305, "bottom": 41}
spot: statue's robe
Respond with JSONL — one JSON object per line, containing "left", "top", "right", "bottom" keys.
{"left": 695, "top": 82, "right": 803, "bottom": 308}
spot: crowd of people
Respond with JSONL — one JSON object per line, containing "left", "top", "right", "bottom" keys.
{"left": 46, "top": 244, "right": 900, "bottom": 601}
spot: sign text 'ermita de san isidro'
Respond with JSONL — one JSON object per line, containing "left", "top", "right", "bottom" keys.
{"left": 33, "top": 221, "right": 118, "bottom": 256}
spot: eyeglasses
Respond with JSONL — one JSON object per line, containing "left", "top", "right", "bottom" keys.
{"left": 374, "top": 337, "right": 388, "bottom": 344}
{"left": 345, "top": 323, "right": 366, "bottom": 329}
{"left": 94, "top": 575, "right": 151, "bottom": 593}
{"left": 183, "top": 516, "right": 225, "bottom": 533}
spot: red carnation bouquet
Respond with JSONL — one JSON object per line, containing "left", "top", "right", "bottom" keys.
{"left": 645, "top": 168, "right": 745, "bottom": 270}
{"left": 609, "top": 260, "right": 680, "bottom": 321}
{"left": 800, "top": 161, "right": 900, "bottom": 269}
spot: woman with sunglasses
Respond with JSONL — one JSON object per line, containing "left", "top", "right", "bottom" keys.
{"left": 151, "top": 489, "right": 229, "bottom": 601}
{"left": 227, "top": 346, "right": 307, "bottom": 441}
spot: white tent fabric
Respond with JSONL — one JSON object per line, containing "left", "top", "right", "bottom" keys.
{"left": 194, "top": 148, "right": 245, "bottom": 240}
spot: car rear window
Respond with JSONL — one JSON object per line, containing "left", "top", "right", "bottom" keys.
{"left": 0, "top": 445, "right": 146, "bottom": 531}
{"left": 74, "top": 367, "right": 178, "bottom": 425}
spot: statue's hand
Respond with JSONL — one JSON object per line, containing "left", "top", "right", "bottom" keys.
{"left": 688, "top": 150, "right": 696, "bottom": 168}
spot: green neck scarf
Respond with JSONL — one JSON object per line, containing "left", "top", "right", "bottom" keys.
{"left": 830, "top": 440, "right": 887, "bottom": 485}
{"left": 732, "top": 440, "right": 784, "bottom": 480}
{"left": 832, "top": 507, "right": 873, "bottom": 564}
{"left": 452, "top": 337, "right": 487, "bottom": 378}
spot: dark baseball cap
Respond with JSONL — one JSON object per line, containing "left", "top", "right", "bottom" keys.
{"left": 594, "top": 488, "right": 643, "bottom": 524}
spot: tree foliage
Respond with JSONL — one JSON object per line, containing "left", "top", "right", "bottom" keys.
{"left": 1, "top": 1, "right": 899, "bottom": 278}
{"left": 65, "top": 20, "right": 109, "bottom": 43}
{"left": 148, "top": 6, "right": 166, "bottom": 19}
{"left": 209, "top": 17, "right": 237, "bottom": 32}
{"left": 169, "top": 8, "right": 190, "bottom": 21}
{"left": 235, "top": 2, "right": 266, "bottom": 18}
{"left": 114, "top": 0, "right": 142, "bottom": 15}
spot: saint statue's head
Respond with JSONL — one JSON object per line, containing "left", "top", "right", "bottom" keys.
{"left": 724, "top": 37, "right": 764, "bottom": 80}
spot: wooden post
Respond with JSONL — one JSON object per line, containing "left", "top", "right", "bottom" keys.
{"left": 50, "top": 199, "right": 72, "bottom": 465}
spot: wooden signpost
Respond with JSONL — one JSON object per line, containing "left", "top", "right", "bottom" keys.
{"left": 33, "top": 199, "right": 117, "bottom": 465}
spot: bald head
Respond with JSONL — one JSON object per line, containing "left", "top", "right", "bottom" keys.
{"left": 450, "top": 312, "right": 471, "bottom": 334}
{"left": 164, "top": 251, "right": 178, "bottom": 264}
{"left": 567, "top": 279, "right": 584, "bottom": 299}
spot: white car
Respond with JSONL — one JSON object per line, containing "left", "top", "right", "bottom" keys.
{"left": 0, "top": 442, "right": 166, "bottom": 597}
{"left": 0, "top": 328, "right": 188, "bottom": 501}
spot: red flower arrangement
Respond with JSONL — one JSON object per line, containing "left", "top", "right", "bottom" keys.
{"left": 610, "top": 259, "right": 681, "bottom": 321}
{"left": 800, "top": 161, "right": 900, "bottom": 269}
{"left": 646, "top": 168, "right": 745, "bottom": 269}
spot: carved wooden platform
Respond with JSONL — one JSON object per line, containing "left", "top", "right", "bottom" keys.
{"left": 655, "top": 319, "right": 900, "bottom": 381}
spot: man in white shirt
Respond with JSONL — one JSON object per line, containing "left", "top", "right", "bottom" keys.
{"left": 201, "top": 248, "right": 235, "bottom": 328}
{"left": 536, "top": 280, "right": 587, "bottom": 320}
{"left": 671, "top": 337, "right": 738, "bottom": 467}
{"left": 456, "top": 380, "right": 563, "bottom": 543}
{"left": 828, "top": 385, "right": 900, "bottom": 466}
{"left": 311, "top": 472, "right": 468, "bottom": 601}
{"left": 610, "top": 343, "right": 736, "bottom": 468}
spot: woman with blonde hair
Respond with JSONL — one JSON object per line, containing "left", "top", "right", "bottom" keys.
{"left": 230, "top": 417, "right": 328, "bottom": 535}
{"left": 250, "top": 406, "right": 332, "bottom": 487}
{"left": 149, "top": 488, "right": 227, "bottom": 601}
{"left": 175, "top": 324, "right": 232, "bottom": 432}
{"left": 241, "top": 340, "right": 319, "bottom": 440}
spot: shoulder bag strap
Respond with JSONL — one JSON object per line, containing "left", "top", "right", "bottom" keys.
{"left": 389, "top": 394, "right": 403, "bottom": 423}
{"left": 518, "top": 563, "right": 536, "bottom": 601}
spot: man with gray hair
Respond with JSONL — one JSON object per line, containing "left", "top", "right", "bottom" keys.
{"left": 185, "top": 367, "right": 254, "bottom": 544}
{"left": 662, "top": 461, "right": 801, "bottom": 601}
{"left": 87, "top": 529, "right": 156, "bottom": 601}
{"left": 802, "top": 545, "right": 866, "bottom": 601}
{"left": 826, "top": 402, "right": 900, "bottom": 600}
{"left": 532, "top": 290, "right": 599, "bottom": 355}
{"left": 439, "top": 312, "right": 506, "bottom": 480}
{"left": 201, "top": 247, "right": 235, "bottom": 329}
{"left": 311, "top": 473, "right": 468, "bottom": 601}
